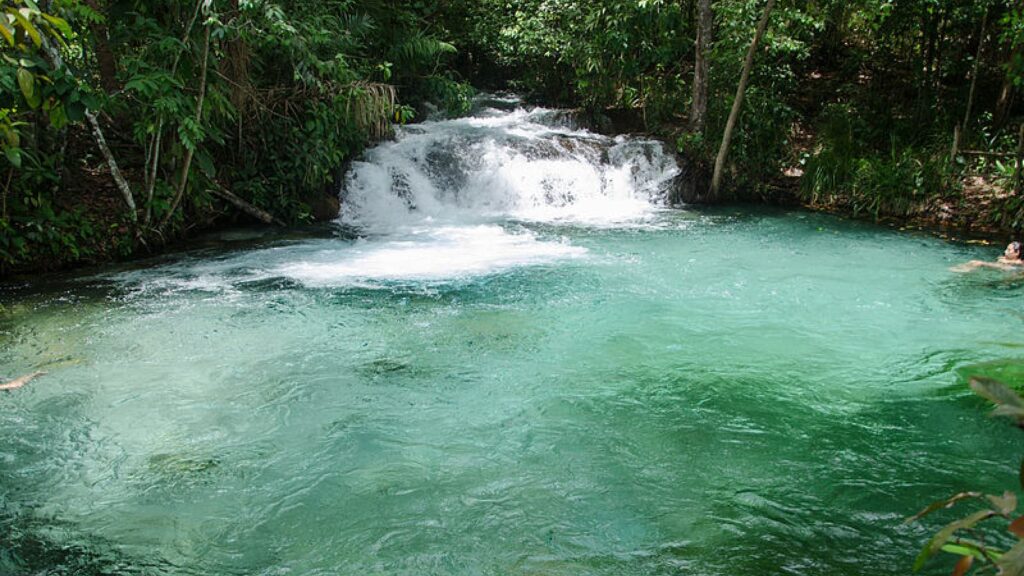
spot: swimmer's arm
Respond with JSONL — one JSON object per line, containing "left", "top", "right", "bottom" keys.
{"left": 0, "top": 371, "right": 46, "bottom": 391}
{"left": 951, "top": 260, "right": 991, "bottom": 272}
{"left": 950, "top": 259, "right": 1022, "bottom": 272}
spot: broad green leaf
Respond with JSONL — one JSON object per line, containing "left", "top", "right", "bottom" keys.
{"left": 4, "top": 146, "right": 21, "bottom": 168}
{"left": 16, "top": 68, "right": 39, "bottom": 109}
{"left": 914, "top": 510, "right": 996, "bottom": 571}
{"left": 48, "top": 103, "right": 67, "bottom": 130}
{"left": 943, "top": 541, "right": 999, "bottom": 561}
{"left": 4, "top": 127, "right": 19, "bottom": 148}
{"left": 40, "top": 13, "right": 70, "bottom": 38}
{"left": 81, "top": 93, "right": 101, "bottom": 111}
{"left": 7, "top": 8, "right": 40, "bottom": 48}
{"left": 21, "top": 0, "right": 40, "bottom": 13}
{"left": 38, "top": 19, "right": 68, "bottom": 50}
{"left": 0, "top": 17, "right": 14, "bottom": 46}
{"left": 65, "top": 100, "right": 84, "bottom": 123}
{"left": 196, "top": 149, "right": 216, "bottom": 177}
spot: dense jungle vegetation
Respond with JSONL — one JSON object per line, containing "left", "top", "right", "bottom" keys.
{"left": 1, "top": 0, "right": 1024, "bottom": 273}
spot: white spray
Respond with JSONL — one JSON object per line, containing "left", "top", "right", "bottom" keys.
{"left": 281, "top": 98, "right": 681, "bottom": 285}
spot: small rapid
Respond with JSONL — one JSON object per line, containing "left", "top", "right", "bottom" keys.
{"left": 277, "top": 96, "right": 680, "bottom": 286}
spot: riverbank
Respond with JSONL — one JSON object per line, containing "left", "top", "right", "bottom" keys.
{"left": 3, "top": 102, "right": 1019, "bottom": 279}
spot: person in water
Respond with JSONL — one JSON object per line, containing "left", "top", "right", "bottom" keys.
{"left": 953, "top": 241, "right": 1024, "bottom": 271}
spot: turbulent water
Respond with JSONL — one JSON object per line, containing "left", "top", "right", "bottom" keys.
{"left": 1, "top": 97, "right": 1023, "bottom": 575}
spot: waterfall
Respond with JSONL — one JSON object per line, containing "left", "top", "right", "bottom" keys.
{"left": 340, "top": 98, "right": 680, "bottom": 232}
{"left": 279, "top": 96, "right": 681, "bottom": 286}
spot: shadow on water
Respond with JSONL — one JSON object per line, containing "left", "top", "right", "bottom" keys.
{"left": 0, "top": 508, "right": 164, "bottom": 576}
{"left": 518, "top": 363, "right": 1022, "bottom": 576}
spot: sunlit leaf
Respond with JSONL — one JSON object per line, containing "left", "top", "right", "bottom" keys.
{"left": 0, "top": 17, "right": 14, "bottom": 46}
{"left": 40, "top": 13, "right": 70, "bottom": 38}
{"left": 7, "top": 8, "right": 40, "bottom": 48}
{"left": 16, "top": 68, "right": 39, "bottom": 109}
{"left": 915, "top": 510, "right": 996, "bottom": 571}
{"left": 943, "top": 541, "right": 998, "bottom": 561}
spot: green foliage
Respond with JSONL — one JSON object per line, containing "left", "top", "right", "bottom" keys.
{"left": 2, "top": 0, "right": 1024, "bottom": 272}
{"left": 907, "top": 377, "right": 1024, "bottom": 575}
{"left": 0, "top": 0, "right": 470, "bottom": 271}
{"left": 0, "top": 0, "right": 114, "bottom": 272}
{"left": 799, "top": 104, "right": 947, "bottom": 218}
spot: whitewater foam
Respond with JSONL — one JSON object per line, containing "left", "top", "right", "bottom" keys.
{"left": 117, "top": 99, "right": 681, "bottom": 288}
{"left": 276, "top": 225, "right": 586, "bottom": 287}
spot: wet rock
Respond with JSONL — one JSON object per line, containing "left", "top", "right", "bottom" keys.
{"left": 305, "top": 193, "right": 341, "bottom": 222}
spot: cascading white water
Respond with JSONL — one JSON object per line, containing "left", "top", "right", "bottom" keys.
{"left": 279, "top": 96, "right": 681, "bottom": 286}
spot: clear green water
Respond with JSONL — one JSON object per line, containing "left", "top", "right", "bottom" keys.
{"left": 1, "top": 208, "right": 1022, "bottom": 575}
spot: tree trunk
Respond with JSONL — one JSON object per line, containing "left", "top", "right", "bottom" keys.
{"left": 86, "top": 111, "right": 137, "bottom": 221}
{"left": 690, "top": 0, "right": 713, "bottom": 134}
{"left": 143, "top": 0, "right": 206, "bottom": 227}
{"left": 210, "top": 185, "right": 285, "bottom": 226}
{"left": 709, "top": 0, "right": 776, "bottom": 197}
{"left": 960, "top": 9, "right": 988, "bottom": 150}
{"left": 160, "top": 25, "right": 212, "bottom": 233}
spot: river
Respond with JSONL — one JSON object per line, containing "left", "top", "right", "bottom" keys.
{"left": 0, "top": 96, "right": 1020, "bottom": 575}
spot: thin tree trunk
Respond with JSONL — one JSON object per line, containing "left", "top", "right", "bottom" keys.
{"left": 951, "top": 124, "right": 961, "bottom": 161}
{"left": 710, "top": 0, "right": 776, "bottom": 197}
{"left": 143, "top": 0, "right": 205, "bottom": 227}
{"left": 933, "top": 9, "right": 946, "bottom": 99}
{"left": 143, "top": 124, "right": 162, "bottom": 224}
{"left": 86, "top": 111, "right": 137, "bottom": 221}
{"left": 159, "top": 25, "right": 212, "bottom": 233}
{"left": 2, "top": 167, "right": 12, "bottom": 223}
{"left": 690, "top": 0, "right": 713, "bottom": 134}
{"left": 210, "top": 185, "right": 285, "bottom": 226}
{"left": 960, "top": 9, "right": 988, "bottom": 152}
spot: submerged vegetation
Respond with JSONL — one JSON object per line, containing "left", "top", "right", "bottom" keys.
{"left": 3, "top": 0, "right": 1024, "bottom": 272}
